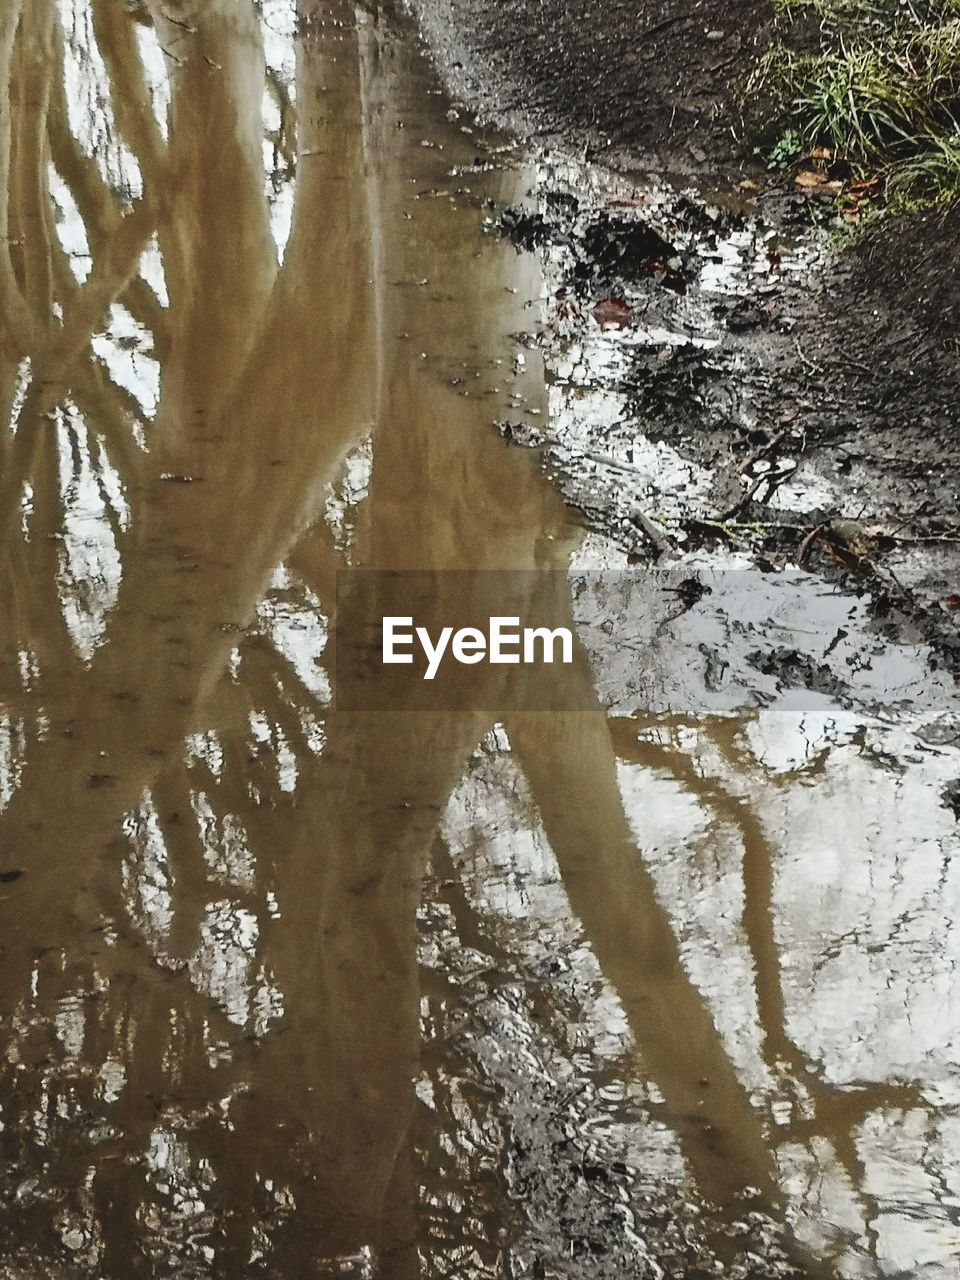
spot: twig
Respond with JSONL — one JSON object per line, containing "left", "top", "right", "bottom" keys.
{"left": 796, "top": 523, "right": 826, "bottom": 567}
{"left": 716, "top": 474, "right": 765, "bottom": 522}
{"left": 793, "top": 336, "right": 819, "bottom": 375}
{"left": 631, "top": 508, "right": 678, "bottom": 559}
{"left": 639, "top": 11, "right": 696, "bottom": 39}
{"left": 158, "top": 6, "right": 196, "bottom": 32}
{"left": 890, "top": 533, "right": 960, "bottom": 545}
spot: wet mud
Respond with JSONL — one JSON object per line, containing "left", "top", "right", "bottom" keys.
{"left": 404, "top": 0, "right": 772, "bottom": 176}
{"left": 0, "top": 2, "right": 959, "bottom": 1279}
{"left": 491, "top": 156, "right": 960, "bottom": 679}
{"left": 410, "top": 0, "right": 960, "bottom": 636}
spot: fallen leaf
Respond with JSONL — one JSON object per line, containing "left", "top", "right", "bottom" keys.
{"left": 795, "top": 171, "right": 843, "bottom": 196}
{"left": 591, "top": 297, "right": 632, "bottom": 329}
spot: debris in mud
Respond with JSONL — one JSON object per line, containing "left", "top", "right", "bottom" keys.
{"left": 819, "top": 518, "right": 884, "bottom": 568}
{"left": 662, "top": 576, "right": 712, "bottom": 610}
{"left": 630, "top": 508, "right": 676, "bottom": 560}
{"left": 495, "top": 198, "right": 687, "bottom": 296}
{"left": 578, "top": 212, "right": 685, "bottom": 292}
{"left": 497, "top": 419, "right": 547, "bottom": 448}
{"left": 0, "top": 870, "right": 24, "bottom": 885}
{"left": 86, "top": 774, "right": 118, "bottom": 789}
{"left": 488, "top": 148, "right": 960, "bottom": 694}
{"left": 495, "top": 205, "right": 555, "bottom": 250}
{"left": 942, "top": 780, "right": 960, "bottom": 820}
{"left": 748, "top": 648, "right": 848, "bottom": 702}
{"left": 793, "top": 169, "right": 843, "bottom": 197}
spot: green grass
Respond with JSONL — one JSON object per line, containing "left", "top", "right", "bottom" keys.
{"left": 887, "top": 130, "right": 960, "bottom": 199}
{"left": 751, "top": 0, "right": 960, "bottom": 217}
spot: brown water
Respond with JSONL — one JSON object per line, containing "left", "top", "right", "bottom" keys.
{"left": 1, "top": 2, "right": 960, "bottom": 1277}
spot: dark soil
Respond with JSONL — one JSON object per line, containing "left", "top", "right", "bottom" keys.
{"left": 839, "top": 198, "right": 960, "bottom": 380}
{"left": 405, "top": 0, "right": 773, "bottom": 176}
{"left": 808, "top": 201, "right": 960, "bottom": 516}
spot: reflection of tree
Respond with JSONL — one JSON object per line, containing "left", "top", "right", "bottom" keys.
{"left": 609, "top": 717, "right": 928, "bottom": 1269}
{"left": 0, "top": 1, "right": 929, "bottom": 1275}
{"left": 2, "top": 0, "right": 371, "bottom": 950}
{"left": 2, "top": 3, "right": 382, "bottom": 1271}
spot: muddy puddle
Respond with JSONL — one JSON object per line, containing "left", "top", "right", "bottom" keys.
{"left": 1, "top": 2, "right": 959, "bottom": 1277}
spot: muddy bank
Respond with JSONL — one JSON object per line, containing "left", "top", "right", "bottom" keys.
{"left": 405, "top": 0, "right": 771, "bottom": 176}
{"left": 404, "top": 0, "right": 960, "bottom": 685}
{"left": 406, "top": 0, "right": 960, "bottom": 562}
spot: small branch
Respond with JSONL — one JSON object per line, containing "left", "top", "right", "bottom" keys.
{"left": 631, "top": 508, "right": 678, "bottom": 559}
{"left": 796, "top": 523, "right": 826, "bottom": 567}
{"left": 639, "top": 10, "right": 697, "bottom": 39}
{"left": 716, "top": 474, "right": 765, "bottom": 522}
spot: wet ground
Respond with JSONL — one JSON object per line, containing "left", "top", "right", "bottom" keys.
{"left": 1, "top": 2, "right": 959, "bottom": 1277}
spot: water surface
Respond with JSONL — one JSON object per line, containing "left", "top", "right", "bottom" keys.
{"left": 1, "top": 3, "right": 959, "bottom": 1277}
